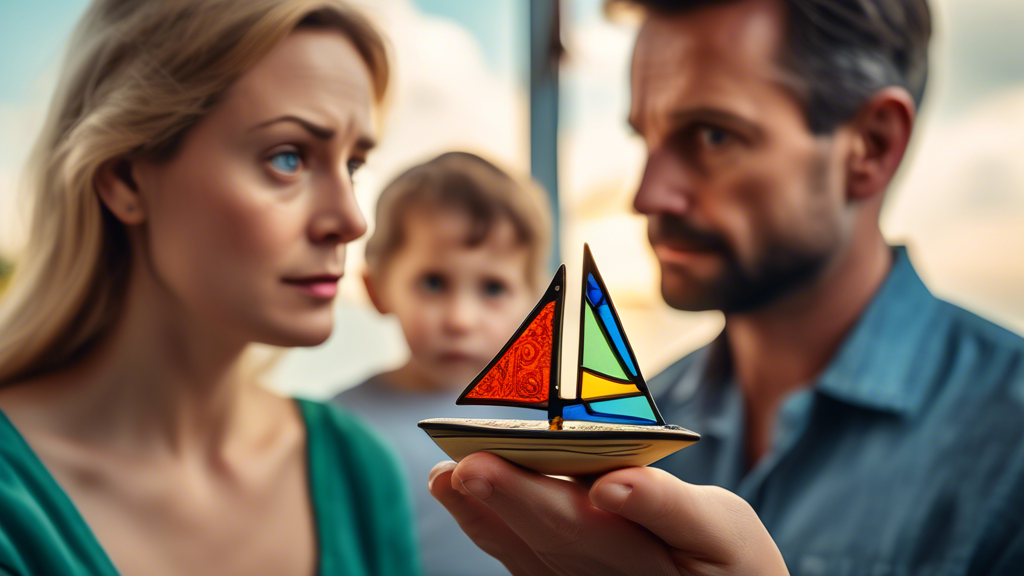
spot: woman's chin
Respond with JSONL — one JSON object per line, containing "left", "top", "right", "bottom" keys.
{"left": 253, "top": 318, "right": 334, "bottom": 348}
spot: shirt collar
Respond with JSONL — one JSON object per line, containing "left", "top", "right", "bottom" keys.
{"left": 815, "top": 246, "right": 942, "bottom": 416}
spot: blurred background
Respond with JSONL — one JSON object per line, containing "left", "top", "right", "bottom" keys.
{"left": 1, "top": 0, "right": 1022, "bottom": 399}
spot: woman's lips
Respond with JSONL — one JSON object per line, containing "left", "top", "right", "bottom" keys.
{"left": 282, "top": 275, "right": 341, "bottom": 299}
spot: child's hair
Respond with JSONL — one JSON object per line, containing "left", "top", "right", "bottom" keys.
{"left": 365, "top": 152, "right": 553, "bottom": 291}
{"left": 0, "top": 0, "right": 389, "bottom": 385}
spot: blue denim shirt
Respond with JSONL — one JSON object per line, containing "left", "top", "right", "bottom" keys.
{"left": 649, "top": 247, "right": 1024, "bottom": 575}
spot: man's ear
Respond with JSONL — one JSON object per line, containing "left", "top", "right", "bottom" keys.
{"left": 363, "top": 269, "right": 390, "bottom": 315}
{"left": 845, "top": 87, "right": 916, "bottom": 202}
{"left": 96, "top": 159, "right": 146, "bottom": 225}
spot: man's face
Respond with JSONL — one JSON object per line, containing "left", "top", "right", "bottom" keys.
{"left": 631, "top": 0, "right": 852, "bottom": 313}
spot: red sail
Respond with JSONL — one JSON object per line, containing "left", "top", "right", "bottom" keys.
{"left": 463, "top": 301, "right": 554, "bottom": 406}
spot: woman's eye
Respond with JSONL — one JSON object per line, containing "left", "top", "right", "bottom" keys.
{"left": 482, "top": 280, "right": 508, "bottom": 298}
{"left": 420, "top": 274, "right": 446, "bottom": 293}
{"left": 268, "top": 150, "right": 302, "bottom": 175}
{"left": 347, "top": 159, "right": 365, "bottom": 178}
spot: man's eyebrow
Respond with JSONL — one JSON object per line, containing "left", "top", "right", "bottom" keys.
{"left": 249, "top": 115, "right": 335, "bottom": 140}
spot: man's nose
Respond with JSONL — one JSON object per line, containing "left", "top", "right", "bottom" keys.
{"left": 633, "top": 149, "right": 695, "bottom": 217}
{"left": 307, "top": 171, "right": 368, "bottom": 246}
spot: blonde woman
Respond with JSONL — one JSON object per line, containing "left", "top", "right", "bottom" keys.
{"left": 0, "top": 1, "right": 418, "bottom": 574}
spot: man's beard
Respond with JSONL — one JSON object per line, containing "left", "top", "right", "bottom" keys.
{"left": 659, "top": 236, "right": 834, "bottom": 314}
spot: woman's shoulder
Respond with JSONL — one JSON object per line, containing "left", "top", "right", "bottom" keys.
{"left": 0, "top": 412, "right": 117, "bottom": 576}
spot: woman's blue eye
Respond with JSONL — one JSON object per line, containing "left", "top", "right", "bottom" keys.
{"left": 269, "top": 151, "right": 301, "bottom": 174}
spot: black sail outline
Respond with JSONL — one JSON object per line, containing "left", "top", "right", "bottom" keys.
{"left": 456, "top": 265, "right": 565, "bottom": 416}
{"left": 571, "top": 244, "right": 666, "bottom": 425}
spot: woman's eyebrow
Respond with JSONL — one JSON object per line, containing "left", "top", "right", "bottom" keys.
{"left": 249, "top": 115, "right": 335, "bottom": 140}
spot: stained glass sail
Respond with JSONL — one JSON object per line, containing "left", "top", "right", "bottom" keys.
{"left": 579, "top": 370, "right": 640, "bottom": 399}
{"left": 572, "top": 244, "right": 665, "bottom": 426}
{"left": 458, "top": 266, "right": 565, "bottom": 410}
{"left": 582, "top": 303, "right": 629, "bottom": 380}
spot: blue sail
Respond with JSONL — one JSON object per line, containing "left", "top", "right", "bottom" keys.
{"left": 585, "top": 274, "right": 638, "bottom": 377}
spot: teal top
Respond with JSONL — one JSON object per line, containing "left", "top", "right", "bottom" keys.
{"left": 0, "top": 398, "right": 421, "bottom": 576}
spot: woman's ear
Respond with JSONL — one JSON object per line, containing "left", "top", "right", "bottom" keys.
{"left": 844, "top": 87, "right": 916, "bottom": 202}
{"left": 363, "top": 269, "right": 390, "bottom": 315}
{"left": 96, "top": 159, "right": 146, "bottom": 225}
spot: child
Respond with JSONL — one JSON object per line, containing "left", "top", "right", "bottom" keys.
{"left": 335, "top": 152, "right": 552, "bottom": 576}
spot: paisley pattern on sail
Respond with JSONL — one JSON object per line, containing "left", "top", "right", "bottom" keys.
{"left": 464, "top": 301, "right": 554, "bottom": 405}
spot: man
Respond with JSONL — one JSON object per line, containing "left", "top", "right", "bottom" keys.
{"left": 432, "top": 0, "right": 1024, "bottom": 573}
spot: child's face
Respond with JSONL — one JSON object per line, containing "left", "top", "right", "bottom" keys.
{"left": 372, "top": 209, "right": 538, "bottom": 390}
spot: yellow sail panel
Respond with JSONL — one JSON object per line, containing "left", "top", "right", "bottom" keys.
{"left": 580, "top": 371, "right": 640, "bottom": 400}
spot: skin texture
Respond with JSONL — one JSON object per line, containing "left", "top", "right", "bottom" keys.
{"left": 433, "top": 0, "right": 914, "bottom": 572}
{"left": 366, "top": 209, "right": 537, "bottom": 391}
{"left": 0, "top": 30, "right": 375, "bottom": 576}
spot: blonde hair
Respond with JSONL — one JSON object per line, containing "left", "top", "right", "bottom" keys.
{"left": 0, "top": 0, "right": 389, "bottom": 385}
{"left": 365, "top": 152, "right": 553, "bottom": 293}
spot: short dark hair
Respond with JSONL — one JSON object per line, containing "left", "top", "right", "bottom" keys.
{"left": 365, "top": 152, "right": 553, "bottom": 291}
{"left": 613, "top": 0, "right": 932, "bottom": 134}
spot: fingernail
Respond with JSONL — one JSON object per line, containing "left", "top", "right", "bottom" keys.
{"left": 595, "top": 483, "right": 632, "bottom": 512}
{"left": 460, "top": 476, "right": 493, "bottom": 500}
{"left": 427, "top": 461, "right": 456, "bottom": 491}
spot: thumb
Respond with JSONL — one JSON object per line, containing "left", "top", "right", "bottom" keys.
{"left": 590, "top": 467, "right": 787, "bottom": 572}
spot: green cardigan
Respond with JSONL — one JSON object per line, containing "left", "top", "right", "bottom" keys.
{"left": 0, "top": 399, "right": 420, "bottom": 575}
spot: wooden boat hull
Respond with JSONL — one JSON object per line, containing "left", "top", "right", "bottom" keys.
{"left": 419, "top": 418, "right": 700, "bottom": 476}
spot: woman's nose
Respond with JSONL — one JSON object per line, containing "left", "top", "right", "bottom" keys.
{"left": 308, "top": 172, "right": 368, "bottom": 245}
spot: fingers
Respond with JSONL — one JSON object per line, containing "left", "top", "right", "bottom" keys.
{"left": 450, "top": 453, "right": 678, "bottom": 575}
{"left": 428, "top": 461, "right": 558, "bottom": 576}
{"left": 590, "top": 467, "right": 788, "bottom": 573}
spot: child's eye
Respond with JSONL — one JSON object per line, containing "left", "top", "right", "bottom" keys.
{"left": 268, "top": 150, "right": 302, "bottom": 175}
{"left": 482, "top": 279, "right": 508, "bottom": 298}
{"left": 419, "top": 274, "right": 446, "bottom": 294}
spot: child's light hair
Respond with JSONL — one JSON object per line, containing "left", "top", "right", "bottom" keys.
{"left": 0, "top": 0, "right": 389, "bottom": 385}
{"left": 365, "top": 152, "right": 553, "bottom": 293}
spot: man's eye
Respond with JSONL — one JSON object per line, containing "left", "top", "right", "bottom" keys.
{"left": 420, "top": 274, "right": 446, "bottom": 293}
{"left": 698, "top": 126, "right": 732, "bottom": 149}
{"left": 482, "top": 280, "right": 508, "bottom": 298}
{"left": 268, "top": 150, "right": 302, "bottom": 175}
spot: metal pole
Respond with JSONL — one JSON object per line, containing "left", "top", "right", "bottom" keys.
{"left": 529, "top": 0, "right": 561, "bottom": 269}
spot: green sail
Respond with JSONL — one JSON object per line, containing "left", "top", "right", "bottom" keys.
{"left": 582, "top": 303, "right": 629, "bottom": 381}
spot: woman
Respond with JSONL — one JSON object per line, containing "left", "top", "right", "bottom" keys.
{"left": 0, "top": 1, "right": 417, "bottom": 574}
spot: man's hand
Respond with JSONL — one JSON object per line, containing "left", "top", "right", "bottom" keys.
{"left": 429, "top": 452, "right": 788, "bottom": 576}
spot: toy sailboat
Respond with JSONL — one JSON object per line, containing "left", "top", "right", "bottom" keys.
{"left": 419, "top": 245, "right": 699, "bottom": 476}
